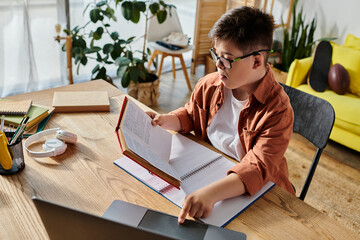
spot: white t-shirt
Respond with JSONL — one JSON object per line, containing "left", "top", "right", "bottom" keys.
{"left": 207, "top": 87, "right": 248, "bottom": 161}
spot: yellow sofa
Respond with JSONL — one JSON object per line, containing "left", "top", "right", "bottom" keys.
{"left": 285, "top": 34, "right": 360, "bottom": 152}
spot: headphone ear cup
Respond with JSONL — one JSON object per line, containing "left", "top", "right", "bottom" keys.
{"left": 56, "top": 130, "right": 77, "bottom": 144}
{"left": 42, "top": 138, "right": 67, "bottom": 156}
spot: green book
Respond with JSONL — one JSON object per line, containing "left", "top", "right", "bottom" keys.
{"left": 4, "top": 104, "right": 49, "bottom": 129}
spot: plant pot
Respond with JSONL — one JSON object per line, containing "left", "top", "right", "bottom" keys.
{"left": 127, "top": 73, "right": 160, "bottom": 107}
{"left": 271, "top": 65, "right": 288, "bottom": 84}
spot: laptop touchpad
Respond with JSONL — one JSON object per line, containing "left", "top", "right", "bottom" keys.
{"left": 138, "top": 210, "right": 208, "bottom": 240}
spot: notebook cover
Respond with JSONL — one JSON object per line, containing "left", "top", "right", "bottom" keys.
{"left": 0, "top": 99, "right": 32, "bottom": 115}
{"left": 52, "top": 91, "right": 110, "bottom": 112}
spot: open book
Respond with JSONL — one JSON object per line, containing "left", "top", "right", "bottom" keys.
{"left": 116, "top": 96, "right": 232, "bottom": 188}
{"left": 115, "top": 97, "right": 275, "bottom": 226}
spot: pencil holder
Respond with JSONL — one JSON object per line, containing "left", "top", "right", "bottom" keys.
{"left": 0, "top": 131, "right": 25, "bottom": 175}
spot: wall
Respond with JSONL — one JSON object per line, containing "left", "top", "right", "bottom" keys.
{"left": 267, "top": 0, "right": 360, "bottom": 44}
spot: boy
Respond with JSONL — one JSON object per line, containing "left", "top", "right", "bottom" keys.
{"left": 147, "top": 6, "right": 295, "bottom": 224}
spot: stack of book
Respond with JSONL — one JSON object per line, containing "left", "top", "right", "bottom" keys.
{"left": 0, "top": 99, "right": 54, "bottom": 133}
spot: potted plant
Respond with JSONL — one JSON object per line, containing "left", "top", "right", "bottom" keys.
{"left": 274, "top": 0, "right": 335, "bottom": 73}
{"left": 63, "top": 0, "right": 173, "bottom": 106}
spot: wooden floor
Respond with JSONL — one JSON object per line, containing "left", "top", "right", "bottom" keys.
{"left": 114, "top": 64, "right": 360, "bottom": 235}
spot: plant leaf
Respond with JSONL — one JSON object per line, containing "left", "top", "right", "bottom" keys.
{"left": 84, "top": 46, "right": 101, "bottom": 53}
{"left": 121, "top": 1, "right": 133, "bottom": 21}
{"left": 63, "top": 29, "right": 71, "bottom": 35}
{"left": 156, "top": 10, "right": 167, "bottom": 24}
{"left": 111, "top": 42, "right": 123, "bottom": 60}
{"left": 92, "top": 64, "right": 100, "bottom": 74}
{"left": 121, "top": 70, "right": 130, "bottom": 87}
{"left": 75, "top": 54, "right": 82, "bottom": 64}
{"left": 93, "top": 32, "right": 101, "bottom": 40}
{"left": 138, "top": 67, "right": 146, "bottom": 80}
{"left": 126, "top": 36, "right": 135, "bottom": 44}
{"left": 149, "top": 3, "right": 159, "bottom": 14}
{"left": 134, "top": 1, "right": 146, "bottom": 12}
{"left": 131, "top": 8, "right": 140, "bottom": 23}
{"left": 83, "top": 3, "right": 92, "bottom": 15}
{"left": 115, "top": 56, "right": 131, "bottom": 66}
{"left": 110, "top": 32, "right": 119, "bottom": 40}
{"left": 103, "top": 43, "right": 114, "bottom": 54}
{"left": 94, "top": 67, "right": 107, "bottom": 80}
{"left": 103, "top": 6, "right": 115, "bottom": 19}
{"left": 96, "top": 1, "right": 107, "bottom": 7}
{"left": 97, "top": 52, "right": 102, "bottom": 62}
{"left": 96, "top": 27, "right": 104, "bottom": 37}
{"left": 81, "top": 56, "right": 88, "bottom": 65}
{"left": 90, "top": 8, "right": 101, "bottom": 23}
{"left": 74, "top": 38, "right": 86, "bottom": 48}
{"left": 126, "top": 50, "right": 133, "bottom": 60}
{"left": 117, "top": 65, "right": 128, "bottom": 77}
{"left": 129, "top": 66, "right": 139, "bottom": 83}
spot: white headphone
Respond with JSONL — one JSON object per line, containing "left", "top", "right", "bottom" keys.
{"left": 24, "top": 128, "right": 77, "bottom": 158}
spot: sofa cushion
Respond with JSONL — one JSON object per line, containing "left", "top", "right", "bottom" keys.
{"left": 331, "top": 43, "right": 360, "bottom": 97}
{"left": 297, "top": 84, "right": 360, "bottom": 135}
{"left": 344, "top": 33, "right": 360, "bottom": 51}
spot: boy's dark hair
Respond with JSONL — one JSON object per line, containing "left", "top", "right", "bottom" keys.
{"left": 209, "top": 6, "right": 274, "bottom": 63}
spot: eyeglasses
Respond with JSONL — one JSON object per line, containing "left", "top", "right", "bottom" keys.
{"left": 209, "top": 48, "right": 273, "bottom": 69}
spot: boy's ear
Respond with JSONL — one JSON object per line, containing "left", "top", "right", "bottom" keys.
{"left": 252, "top": 54, "right": 263, "bottom": 69}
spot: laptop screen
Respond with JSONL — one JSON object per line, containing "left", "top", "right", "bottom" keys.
{"left": 32, "top": 197, "right": 174, "bottom": 240}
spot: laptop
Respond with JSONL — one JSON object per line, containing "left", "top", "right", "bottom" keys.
{"left": 32, "top": 197, "right": 246, "bottom": 240}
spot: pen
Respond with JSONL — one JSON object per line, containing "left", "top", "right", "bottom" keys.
{"left": 10, "top": 116, "right": 29, "bottom": 143}
{"left": 19, "top": 113, "right": 29, "bottom": 127}
{"left": 9, "top": 123, "right": 27, "bottom": 145}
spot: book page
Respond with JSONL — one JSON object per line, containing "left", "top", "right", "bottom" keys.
{"left": 114, "top": 157, "right": 275, "bottom": 227}
{"left": 180, "top": 156, "right": 234, "bottom": 194}
{"left": 121, "top": 99, "right": 179, "bottom": 179}
{"left": 169, "top": 133, "right": 224, "bottom": 178}
{"left": 114, "top": 157, "right": 170, "bottom": 192}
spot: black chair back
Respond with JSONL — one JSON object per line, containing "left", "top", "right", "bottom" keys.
{"left": 280, "top": 83, "right": 335, "bottom": 200}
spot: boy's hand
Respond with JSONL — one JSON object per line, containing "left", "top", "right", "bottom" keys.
{"left": 146, "top": 112, "right": 181, "bottom": 132}
{"left": 178, "top": 173, "right": 246, "bottom": 224}
{"left": 178, "top": 187, "right": 216, "bottom": 224}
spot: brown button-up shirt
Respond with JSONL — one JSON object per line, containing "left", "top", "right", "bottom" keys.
{"left": 171, "top": 67, "right": 295, "bottom": 196}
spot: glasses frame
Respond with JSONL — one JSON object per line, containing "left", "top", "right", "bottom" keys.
{"left": 209, "top": 48, "right": 273, "bottom": 69}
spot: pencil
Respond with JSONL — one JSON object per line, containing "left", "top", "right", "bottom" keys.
{"left": 0, "top": 115, "right": 4, "bottom": 132}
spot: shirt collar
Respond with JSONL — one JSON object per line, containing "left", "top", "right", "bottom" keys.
{"left": 251, "top": 64, "right": 275, "bottom": 104}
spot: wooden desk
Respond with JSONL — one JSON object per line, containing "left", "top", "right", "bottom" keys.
{"left": 0, "top": 80, "right": 357, "bottom": 239}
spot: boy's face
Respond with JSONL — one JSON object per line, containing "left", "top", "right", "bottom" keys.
{"left": 214, "top": 39, "right": 264, "bottom": 94}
